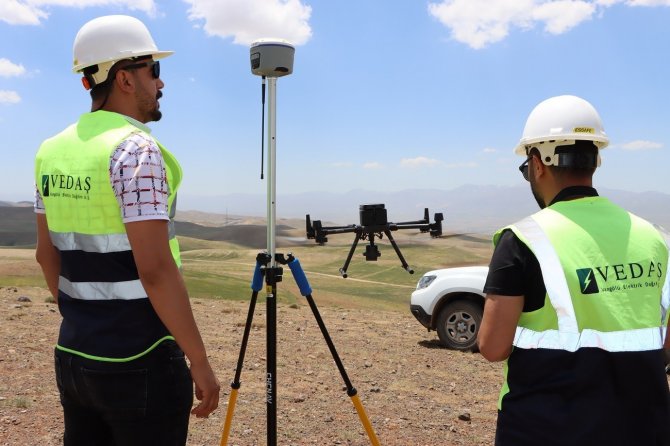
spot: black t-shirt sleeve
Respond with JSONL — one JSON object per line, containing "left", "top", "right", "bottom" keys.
{"left": 483, "top": 229, "right": 547, "bottom": 312}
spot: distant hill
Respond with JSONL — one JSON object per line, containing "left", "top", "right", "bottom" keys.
{"left": 0, "top": 206, "right": 37, "bottom": 247}
{"left": 2, "top": 186, "right": 669, "bottom": 246}
{"left": 178, "top": 185, "right": 670, "bottom": 234}
{"left": 0, "top": 206, "right": 301, "bottom": 248}
{"left": 174, "top": 221, "right": 299, "bottom": 249}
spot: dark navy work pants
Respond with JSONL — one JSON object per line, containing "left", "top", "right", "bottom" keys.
{"left": 54, "top": 341, "right": 193, "bottom": 446}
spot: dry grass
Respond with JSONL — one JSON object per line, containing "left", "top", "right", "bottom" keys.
{"left": 0, "top": 283, "right": 502, "bottom": 446}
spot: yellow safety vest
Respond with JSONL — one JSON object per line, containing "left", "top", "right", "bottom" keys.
{"left": 35, "top": 110, "right": 183, "bottom": 361}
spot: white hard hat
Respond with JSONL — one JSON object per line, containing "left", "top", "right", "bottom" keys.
{"left": 514, "top": 95, "right": 609, "bottom": 166}
{"left": 73, "top": 15, "right": 173, "bottom": 87}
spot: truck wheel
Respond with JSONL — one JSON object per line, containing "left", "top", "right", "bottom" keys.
{"left": 436, "top": 300, "right": 482, "bottom": 351}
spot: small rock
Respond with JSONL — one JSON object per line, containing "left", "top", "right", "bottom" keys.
{"left": 17, "top": 296, "right": 31, "bottom": 303}
{"left": 324, "top": 415, "right": 334, "bottom": 422}
{"left": 458, "top": 412, "right": 471, "bottom": 422}
{"left": 370, "top": 387, "right": 381, "bottom": 393}
{"left": 293, "top": 394, "right": 306, "bottom": 403}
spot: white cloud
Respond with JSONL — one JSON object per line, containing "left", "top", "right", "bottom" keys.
{"left": 0, "top": 58, "right": 26, "bottom": 77}
{"left": 183, "top": 0, "right": 312, "bottom": 45}
{"left": 482, "top": 147, "right": 498, "bottom": 153}
{"left": 0, "top": 90, "right": 21, "bottom": 104}
{"left": 616, "top": 140, "right": 663, "bottom": 151}
{"left": 0, "top": 0, "right": 157, "bottom": 25}
{"left": 363, "top": 162, "right": 384, "bottom": 169}
{"left": 399, "top": 156, "right": 441, "bottom": 168}
{"left": 531, "top": 1, "right": 595, "bottom": 34}
{"left": 428, "top": 0, "right": 670, "bottom": 49}
{"left": 0, "top": 0, "right": 46, "bottom": 25}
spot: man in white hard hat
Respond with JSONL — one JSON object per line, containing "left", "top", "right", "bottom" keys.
{"left": 478, "top": 95, "right": 670, "bottom": 445}
{"left": 34, "top": 15, "right": 220, "bottom": 445}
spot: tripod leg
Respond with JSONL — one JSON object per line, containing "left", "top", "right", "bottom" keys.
{"left": 287, "top": 257, "right": 381, "bottom": 446}
{"left": 220, "top": 260, "right": 265, "bottom": 446}
{"left": 266, "top": 272, "right": 278, "bottom": 446}
{"left": 220, "top": 290, "right": 258, "bottom": 446}
{"left": 384, "top": 229, "right": 414, "bottom": 274}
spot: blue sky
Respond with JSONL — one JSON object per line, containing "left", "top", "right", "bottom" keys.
{"left": 1, "top": 0, "right": 669, "bottom": 210}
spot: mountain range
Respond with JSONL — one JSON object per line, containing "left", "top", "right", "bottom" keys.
{"left": 2, "top": 185, "right": 668, "bottom": 247}
{"left": 178, "top": 185, "right": 670, "bottom": 234}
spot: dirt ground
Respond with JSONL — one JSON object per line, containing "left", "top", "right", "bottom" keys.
{"left": 0, "top": 285, "right": 502, "bottom": 446}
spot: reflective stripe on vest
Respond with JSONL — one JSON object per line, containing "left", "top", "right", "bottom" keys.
{"left": 50, "top": 232, "right": 131, "bottom": 252}
{"left": 512, "top": 215, "right": 666, "bottom": 352}
{"left": 49, "top": 231, "right": 148, "bottom": 300}
{"left": 50, "top": 225, "right": 176, "bottom": 253}
{"left": 59, "top": 276, "right": 146, "bottom": 301}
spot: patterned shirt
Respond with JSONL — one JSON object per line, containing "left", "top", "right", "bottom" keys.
{"left": 35, "top": 117, "right": 170, "bottom": 222}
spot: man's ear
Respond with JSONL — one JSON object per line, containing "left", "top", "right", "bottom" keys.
{"left": 113, "top": 69, "right": 135, "bottom": 93}
{"left": 532, "top": 154, "right": 546, "bottom": 178}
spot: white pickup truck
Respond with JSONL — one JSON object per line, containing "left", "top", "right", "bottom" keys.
{"left": 410, "top": 266, "right": 488, "bottom": 351}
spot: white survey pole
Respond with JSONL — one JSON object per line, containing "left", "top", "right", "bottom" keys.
{"left": 267, "top": 77, "right": 277, "bottom": 267}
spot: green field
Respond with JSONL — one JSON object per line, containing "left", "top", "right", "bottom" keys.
{"left": 178, "top": 233, "right": 492, "bottom": 311}
{"left": 0, "top": 233, "right": 493, "bottom": 312}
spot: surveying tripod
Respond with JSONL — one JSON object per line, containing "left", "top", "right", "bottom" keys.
{"left": 219, "top": 252, "right": 381, "bottom": 446}
{"left": 219, "top": 40, "right": 380, "bottom": 446}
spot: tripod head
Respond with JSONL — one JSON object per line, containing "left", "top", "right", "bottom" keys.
{"left": 306, "top": 204, "right": 444, "bottom": 278}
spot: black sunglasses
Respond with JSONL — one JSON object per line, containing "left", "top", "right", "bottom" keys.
{"left": 519, "top": 157, "right": 531, "bottom": 182}
{"left": 122, "top": 60, "right": 160, "bottom": 79}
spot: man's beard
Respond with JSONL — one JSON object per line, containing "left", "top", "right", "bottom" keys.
{"left": 137, "top": 89, "right": 162, "bottom": 123}
{"left": 149, "top": 90, "right": 163, "bottom": 122}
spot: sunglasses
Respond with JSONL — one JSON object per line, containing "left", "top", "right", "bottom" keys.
{"left": 519, "top": 157, "right": 531, "bottom": 182}
{"left": 121, "top": 60, "right": 160, "bottom": 79}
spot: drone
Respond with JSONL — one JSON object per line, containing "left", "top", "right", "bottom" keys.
{"left": 306, "top": 203, "right": 443, "bottom": 278}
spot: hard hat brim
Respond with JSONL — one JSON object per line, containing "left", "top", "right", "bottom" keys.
{"left": 514, "top": 135, "right": 609, "bottom": 156}
{"left": 73, "top": 50, "right": 174, "bottom": 73}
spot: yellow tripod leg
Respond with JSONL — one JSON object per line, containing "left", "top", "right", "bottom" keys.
{"left": 350, "top": 393, "right": 381, "bottom": 446}
{"left": 219, "top": 387, "right": 239, "bottom": 446}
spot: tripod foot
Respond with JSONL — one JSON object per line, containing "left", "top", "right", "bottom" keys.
{"left": 220, "top": 386, "right": 239, "bottom": 446}
{"left": 350, "top": 392, "right": 381, "bottom": 446}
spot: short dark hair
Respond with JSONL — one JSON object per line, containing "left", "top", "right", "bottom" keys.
{"left": 529, "top": 141, "right": 597, "bottom": 179}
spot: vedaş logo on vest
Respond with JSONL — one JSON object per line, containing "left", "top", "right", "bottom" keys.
{"left": 576, "top": 261, "right": 664, "bottom": 295}
{"left": 577, "top": 268, "right": 599, "bottom": 294}
{"left": 41, "top": 174, "right": 92, "bottom": 199}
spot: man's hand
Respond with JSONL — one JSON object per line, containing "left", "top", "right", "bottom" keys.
{"left": 189, "top": 360, "right": 220, "bottom": 418}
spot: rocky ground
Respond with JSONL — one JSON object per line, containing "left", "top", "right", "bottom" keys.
{"left": 0, "top": 285, "right": 502, "bottom": 446}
